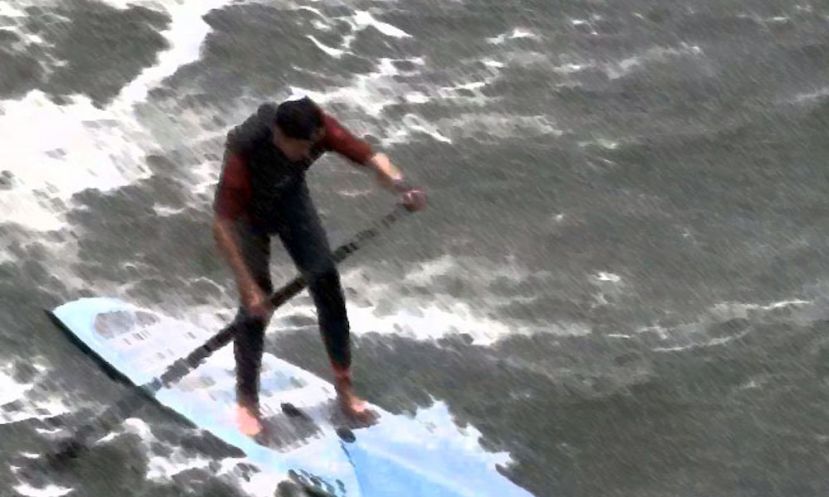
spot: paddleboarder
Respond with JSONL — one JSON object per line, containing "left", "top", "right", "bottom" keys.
{"left": 212, "top": 96, "right": 427, "bottom": 435}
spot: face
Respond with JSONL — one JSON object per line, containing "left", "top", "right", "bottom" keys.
{"left": 272, "top": 126, "right": 324, "bottom": 162}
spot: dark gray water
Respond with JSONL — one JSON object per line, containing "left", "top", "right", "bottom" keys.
{"left": 1, "top": 0, "right": 829, "bottom": 496}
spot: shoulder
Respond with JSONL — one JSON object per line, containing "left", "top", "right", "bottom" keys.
{"left": 322, "top": 112, "right": 360, "bottom": 144}
{"left": 321, "top": 112, "right": 342, "bottom": 138}
{"left": 319, "top": 111, "right": 374, "bottom": 164}
{"left": 226, "top": 102, "right": 276, "bottom": 154}
{"left": 255, "top": 102, "right": 278, "bottom": 123}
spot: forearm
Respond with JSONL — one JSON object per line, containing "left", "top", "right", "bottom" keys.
{"left": 212, "top": 217, "right": 259, "bottom": 298}
{"left": 366, "top": 152, "right": 405, "bottom": 192}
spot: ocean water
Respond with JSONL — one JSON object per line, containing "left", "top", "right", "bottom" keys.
{"left": 1, "top": 0, "right": 828, "bottom": 496}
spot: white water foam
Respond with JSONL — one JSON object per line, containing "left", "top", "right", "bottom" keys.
{"left": 0, "top": 0, "right": 234, "bottom": 234}
{"left": 12, "top": 483, "right": 73, "bottom": 497}
{"left": 0, "top": 365, "right": 32, "bottom": 407}
{"left": 353, "top": 10, "right": 411, "bottom": 38}
{"left": 789, "top": 86, "right": 829, "bottom": 104}
{"left": 594, "top": 272, "right": 621, "bottom": 283}
{"left": 286, "top": 10, "right": 560, "bottom": 147}
{"left": 643, "top": 298, "right": 815, "bottom": 352}
{"left": 1, "top": 0, "right": 249, "bottom": 493}
{"left": 301, "top": 8, "right": 410, "bottom": 60}
{"left": 0, "top": 361, "right": 70, "bottom": 426}
{"left": 120, "top": 418, "right": 218, "bottom": 482}
{"left": 289, "top": 56, "right": 426, "bottom": 118}
{"left": 487, "top": 28, "right": 539, "bottom": 45}
{"left": 111, "top": 0, "right": 233, "bottom": 112}
{"left": 450, "top": 113, "right": 563, "bottom": 142}
{"left": 292, "top": 56, "right": 516, "bottom": 145}
{"left": 169, "top": 253, "right": 582, "bottom": 348}
{"left": 605, "top": 43, "right": 704, "bottom": 80}
{"left": 214, "top": 255, "right": 589, "bottom": 346}
{"left": 0, "top": 92, "right": 152, "bottom": 231}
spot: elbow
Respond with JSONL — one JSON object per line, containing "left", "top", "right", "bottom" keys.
{"left": 212, "top": 215, "right": 232, "bottom": 244}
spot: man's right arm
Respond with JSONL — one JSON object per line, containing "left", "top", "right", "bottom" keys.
{"left": 212, "top": 151, "right": 262, "bottom": 306}
{"left": 213, "top": 219, "right": 261, "bottom": 305}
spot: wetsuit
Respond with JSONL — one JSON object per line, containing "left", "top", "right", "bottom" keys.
{"left": 213, "top": 102, "right": 373, "bottom": 412}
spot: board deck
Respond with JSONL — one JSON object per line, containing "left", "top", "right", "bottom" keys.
{"left": 49, "top": 297, "right": 534, "bottom": 497}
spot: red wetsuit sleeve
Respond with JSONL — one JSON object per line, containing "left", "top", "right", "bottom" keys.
{"left": 213, "top": 151, "right": 252, "bottom": 220}
{"left": 320, "top": 113, "right": 374, "bottom": 165}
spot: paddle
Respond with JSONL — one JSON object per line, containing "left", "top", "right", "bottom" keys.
{"left": 38, "top": 204, "right": 410, "bottom": 466}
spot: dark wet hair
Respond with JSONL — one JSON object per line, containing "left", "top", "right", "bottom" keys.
{"left": 275, "top": 96, "right": 323, "bottom": 140}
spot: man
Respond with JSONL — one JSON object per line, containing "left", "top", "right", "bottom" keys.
{"left": 212, "top": 96, "right": 426, "bottom": 436}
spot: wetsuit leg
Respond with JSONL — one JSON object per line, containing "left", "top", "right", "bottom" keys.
{"left": 231, "top": 220, "right": 273, "bottom": 412}
{"left": 275, "top": 182, "right": 351, "bottom": 370}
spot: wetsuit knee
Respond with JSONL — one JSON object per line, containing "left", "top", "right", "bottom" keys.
{"left": 302, "top": 260, "right": 338, "bottom": 284}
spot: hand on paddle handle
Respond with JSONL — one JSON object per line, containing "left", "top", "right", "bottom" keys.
{"left": 242, "top": 283, "right": 273, "bottom": 321}
{"left": 394, "top": 179, "right": 427, "bottom": 212}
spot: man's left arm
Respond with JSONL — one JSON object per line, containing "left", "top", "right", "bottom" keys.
{"left": 322, "top": 113, "right": 427, "bottom": 211}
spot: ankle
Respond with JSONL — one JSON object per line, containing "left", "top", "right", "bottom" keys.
{"left": 333, "top": 373, "right": 353, "bottom": 395}
{"left": 237, "top": 401, "right": 261, "bottom": 417}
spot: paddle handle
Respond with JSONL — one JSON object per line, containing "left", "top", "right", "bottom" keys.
{"left": 43, "top": 204, "right": 409, "bottom": 464}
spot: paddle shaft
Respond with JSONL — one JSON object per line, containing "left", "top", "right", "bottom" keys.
{"left": 43, "top": 205, "right": 409, "bottom": 464}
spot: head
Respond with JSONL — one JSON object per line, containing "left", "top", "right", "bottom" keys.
{"left": 272, "top": 96, "right": 325, "bottom": 161}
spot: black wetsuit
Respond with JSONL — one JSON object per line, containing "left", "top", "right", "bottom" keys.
{"left": 213, "top": 102, "right": 373, "bottom": 411}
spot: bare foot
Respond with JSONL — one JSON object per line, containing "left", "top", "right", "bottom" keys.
{"left": 336, "top": 385, "right": 378, "bottom": 425}
{"left": 236, "top": 405, "right": 263, "bottom": 436}
{"left": 332, "top": 366, "right": 379, "bottom": 425}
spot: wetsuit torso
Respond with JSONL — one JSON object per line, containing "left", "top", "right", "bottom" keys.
{"left": 212, "top": 101, "right": 373, "bottom": 412}
{"left": 213, "top": 102, "right": 373, "bottom": 232}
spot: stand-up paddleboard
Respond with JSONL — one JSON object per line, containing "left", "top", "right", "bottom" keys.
{"left": 48, "top": 297, "right": 534, "bottom": 497}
